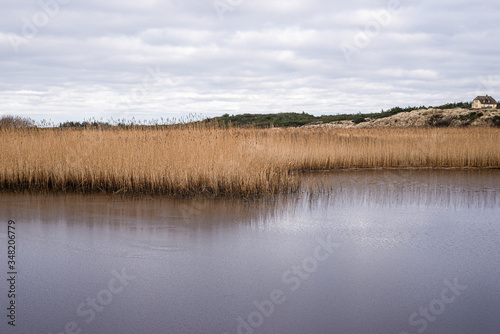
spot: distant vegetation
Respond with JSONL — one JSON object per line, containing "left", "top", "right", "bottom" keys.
{"left": 435, "top": 102, "right": 472, "bottom": 110}
{"left": 0, "top": 115, "right": 35, "bottom": 129}
{"left": 59, "top": 121, "right": 112, "bottom": 129}
{"left": 213, "top": 107, "right": 423, "bottom": 128}
{"left": 211, "top": 102, "right": 474, "bottom": 128}
{"left": 1, "top": 101, "right": 495, "bottom": 130}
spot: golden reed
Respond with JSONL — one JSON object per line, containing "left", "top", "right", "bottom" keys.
{"left": 1, "top": 125, "right": 499, "bottom": 197}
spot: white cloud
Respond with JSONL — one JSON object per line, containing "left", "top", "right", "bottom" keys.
{"left": 378, "top": 69, "right": 439, "bottom": 80}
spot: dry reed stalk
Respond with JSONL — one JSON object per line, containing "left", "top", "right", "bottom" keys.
{"left": 1, "top": 126, "right": 499, "bottom": 197}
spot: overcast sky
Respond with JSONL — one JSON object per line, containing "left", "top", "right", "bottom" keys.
{"left": 1, "top": 0, "right": 499, "bottom": 123}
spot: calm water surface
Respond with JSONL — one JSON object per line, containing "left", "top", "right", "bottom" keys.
{"left": 1, "top": 169, "right": 499, "bottom": 334}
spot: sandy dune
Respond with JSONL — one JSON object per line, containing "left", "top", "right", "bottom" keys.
{"left": 303, "top": 108, "right": 500, "bottom": 128}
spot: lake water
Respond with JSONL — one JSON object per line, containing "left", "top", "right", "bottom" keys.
{"left": 1, "top": 169, "right": 499, "bottom": 334}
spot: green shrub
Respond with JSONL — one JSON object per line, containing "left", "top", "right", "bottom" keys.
{"left": 352, "top": 116, "right": 367, "bottom": 124}
{"left": 427, "top": 114, "right": 454, "bottom": 127}
{"left": 490, "top": 116, "right": 500, "bottom": 127}
{"left": 435, "top": 117, "right": 454, "bottom": 127}
{"left": 433, "top": 102, "right": 471, "bottom": 110}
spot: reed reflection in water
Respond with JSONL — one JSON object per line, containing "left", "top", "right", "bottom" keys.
{"left": 0, "top": 169, "right": 499, "bottom": 334}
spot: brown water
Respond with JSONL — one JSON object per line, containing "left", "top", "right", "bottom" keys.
{"left": 1, "top": 169, "right": 499, "bottom": 334}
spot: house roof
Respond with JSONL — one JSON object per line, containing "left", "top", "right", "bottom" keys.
{"left": 474, "top": 95, "right": 497, "bottom": 104}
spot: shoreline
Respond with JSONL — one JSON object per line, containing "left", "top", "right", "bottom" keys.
{"left": 2, "top": 166, "right": 499, "bottom": 199}
{"left": 2, "top": 126, "right": 499, "bottom": 198}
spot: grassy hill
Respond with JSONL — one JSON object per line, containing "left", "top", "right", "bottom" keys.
{"left": 211, "top": 102, "right": 473, "bottom": 128}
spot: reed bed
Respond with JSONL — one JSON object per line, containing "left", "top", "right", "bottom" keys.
{"left": 1, "top": 125, "right": 499, "bottom": 197}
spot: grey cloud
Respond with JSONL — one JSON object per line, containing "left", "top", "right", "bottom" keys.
{"left": 0, "top": 0, "right": 499, "bottom": 123}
